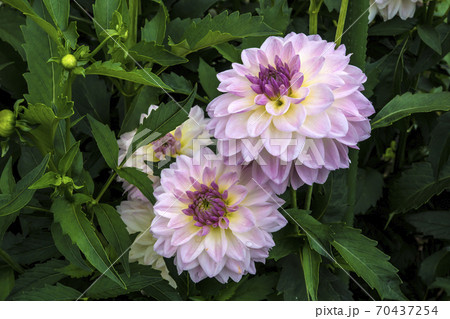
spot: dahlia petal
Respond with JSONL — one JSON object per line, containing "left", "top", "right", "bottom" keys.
{"left": 225, "top": 112, "right": 251, "bottom": 138}
{"left": 204, "top": 228, "right": 227, "bottom": 263}
{"left": 298, "top": 112, "right": 331, "bottom": 138}
{"left": 171, "top": 224, "right": 200, "bottom": 246}
{"left": 303, "top": 83, "right": 334, "bottom": 115}
{"left": 228, "top": 207, "right": 256, "bottom": 233}
{"left": 247, "top": 108, "right": 272, "bottom": 137}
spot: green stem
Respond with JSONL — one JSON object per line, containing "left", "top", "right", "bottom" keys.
{"left": 25, "top": 205, "right": 52, "bottom": 213}
{"left": 127, "top": 0, "right": 140, "bottom": 48}
{"left": 291, "top": 187, "right": 298, "bottom": 209}
{"left": 426, "top": 0, "right": 436, "bottom": 25}
{"left": 308, "top": 0, "right": 323, "bottom": 34}
{"left": 94, "top": 171, "right": 118, "bottom": 203}
{"left": 341, "top": 0, "right": 369, "bottom": 227}
{"left": 304, "top": 185, "right": 313, "bottom": 211}
{"left": 334, "top": 0, "right": 349, "bottom": 46}
{"left": 85, "top": 36, "right": 112, "bottom": 60}
{"left": 0, "top": 248, "right": 24, "bottom": 274}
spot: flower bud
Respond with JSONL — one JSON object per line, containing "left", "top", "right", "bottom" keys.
{"left": 0, "top": 109, "right": 16, "bottom": 137}
{"left": 61, "top": 54, "right": 77, "bottom": 70}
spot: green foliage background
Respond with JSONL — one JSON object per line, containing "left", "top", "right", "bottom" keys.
{"left": 0, "top": 0, "right": 449, "bottom": 301}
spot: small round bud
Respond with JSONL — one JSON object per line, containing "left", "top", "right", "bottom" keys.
{"left": 0, "top": 109, "right": 16, "bottom": 137}
{"left": 61, "top": 54, "right": 77, "bottom": 70}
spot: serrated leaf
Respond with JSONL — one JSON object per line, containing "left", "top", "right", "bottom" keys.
{"left": 277, "top": 254, "right": 308, "bottom": 301}
{"left": 0, "top": 6, "right": 26, "bottom": 58}
{"left": 171, "top": 0, "right": 218, "bottom": 19}
{"left": 116, "top": 167, "right": 156, "bottom": 204}
{"left": 21, "top": 103, "right": 58, "bottom": 153}
{"left": 130, "top": 41, "right": 188, "bottom": 66}
{"left": 86, "top": 263, "right": 170, "bottom": 299}
{"left": 168, "top": 11, "right": 280, "bottom": 56}
{"left": 161, "top": 72, "right": 193, "bottom": 95}
{"left": 57, "top": 264, "right": 93, "bottom": 278}
{"left": 142, "top": 280, "right": 182, "bottom": 301}
{"left": 256, "top": 0, "right": 292, "bottom": 33}
{"left": 406, "top": 211, "right": 450, "bottom": 240}
{"left": 301, "top": 245, "right": 321, "bottom": 301}
{"left": 390, "top": 162, "right": 450, "bottom": 213}
{"left": 11, "top": 283, "right": 81, "bottom": 301}
{"left": 92, "top": 0, "right": 120, "bottom": 39}
{"left": 52, "top": 196, "right": 125, "bottom": 288}
{"left": 51, "top": 222, "right": 91, "bottom": 271}
{"left": 213, "top": 42, "right": 241, "bottom": 62}
{"left": 230, "top": 274, "right": 277, "bottom": 301}
{"left": 284, "top": 209, "right": 331, "bottom": 257}
{"left": 8, "top": 231, "right": 57, "bottom": 264}
{"left": 43, "top": 0, "right": 69, "bottom": 31}
{"left": 429, "top": 112, "right": 450, "bottom": 178}
{"left": 0, "top": 154, "right": 49, "bottom": 216}
{"left": 354, "top": 168, "right": 384, "bottom": 215}
{"left": 93, "top": 204, "right": 131, "bottom": 277}
{"left": 10, "top": 259, "right": 67, "bottom": 296}
{"left": 87, "top": 114, "right": 119, "bottom": 169}
{"left": 198, "top": 57, "right": 219, "bottom": 100}
{"left": 418, "top": 24, "right": 442, "bottom": 55}
{"left": 85, "top": 61, "right": 172, "bottom": 91}
{"left": 141, "top": 3, "right": 167, "bottom": 44}
{"left": 269, "top": 223, "right": 302, "bottom": 261}
{"left": 29, "top": 171, "right": 61, "bottom": 189}
{"left": 372, "top": 92, "right": 450, "bottom": 129}
{"left": 0, "top": 157, "right": 16, "bottom": 194}
{"left": 330, "top": 224, "right": 405, "bottom": 300}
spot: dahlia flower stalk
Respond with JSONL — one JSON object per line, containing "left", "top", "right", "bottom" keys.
{"left": 118, "top": 105, "right": 212, "bottom": 200}
{"left": 207, "top": 33, "right": 374, "bottom": 194}
{"left": 150, "top": 148, "right": 287, "bottom": 283}
{"left": 117, "top": 199, "right": 175, "bottom": 287}
{"left": 369, "top": 0, "right": 423, "bottom": 22}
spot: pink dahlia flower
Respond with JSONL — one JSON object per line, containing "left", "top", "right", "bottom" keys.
{"left": 150, "top": 148, "right": 287, "bottom": 283}
{"left": 369, "top": 0, "right": 423, "bottom": 22}
{"left": 118, "top": 105, "right": 212, "bottom": 200}
{"left": 207, "top": 33, "right": 374, "bottom": 194}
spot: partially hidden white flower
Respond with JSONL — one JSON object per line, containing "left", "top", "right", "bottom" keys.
{"left": 117, "top": 198, "right": 176, "bottom": 287}
{"left": 369, "top": 0, "right": 423, "bottom": 23}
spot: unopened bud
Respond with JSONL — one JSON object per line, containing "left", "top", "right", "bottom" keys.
{"left": 61, "top": 54, "right": 77, "bottom": 70}
{"left": 0, "top": 109, "right": 15, "bottom": 137}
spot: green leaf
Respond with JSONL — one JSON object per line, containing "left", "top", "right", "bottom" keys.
{"left": 6, "top": 231, "right": 57, "bottom": 265}
{"left": 430, "top": 277, "right": 450, "bottom": 295}
{"left": 131, "top": 85, "right": 197, "bottom": 153}
{"left": 92, "top": 0, "right": 120, "bottom": 39}
{"left": 277, "top": 254, "right": 308, "bottom": 301}
{"left": 198, "top": 57, "right": 219, "bottom": 100}
{"left": 0, "top": 154, "right": 49, "bottom": 216}
{"left": 57, "top": 264, "right": 93, "bottom": 278}
{"left": 130, "top": 41, "right": 188, "bottom": 66}
{"left": 284, "top": 209, "right": 331, "bottom": 257}
{"left": 51, "top": 222, "right": 91, "bottom": 271}
{"left": 62, "top": 20, "right": 78, "bottom": 50}
{"left": 418, "top": 248, "right": 450, "bottom": 285}
{"left": 171, "top": 0, "right": 218, "bottom": 19}
{"left": 429, "top": 112, "right": 450, "bottom": 178}
{"left": 0, "top": 213, "right": 18, "bottom": 242}
{"left": 87, "top": 114, "right": 119, "bottom": 169}
{"left": 256, "top": 0, "right": 292, "bottom": 33}
{"left": 116, "top": 167, "right": 156, "bottom": 204}
{"left": 301, "top": 245, "right": 321, "bottom": 301}
{"left": 12, "top": 283, "right": 81, "bottom": 301}
{"left": 0, "top": 157, "right": 16, "bottom": 194}
{"left": 406, "top": 211, "right": 450, "bottom": 240}
{"left": 0, "top": 265, "right": 14, "bottom": 301}
{"left": 213, "top": 42, "right": 241, "bottom": 62}
{"left": 141, "top": 3, "right": 167, "bottom": 44}
{"left": 3, "top": 0, "right": 59, "bottom": 44}
{"left": 10, "top": 259, "right": 67, "bottom": 297}
{"left": 230, "top": 274, "right": 277, "bottom": 301}
{"left": 0, "top": 6, "right": 26, "bottom": 58}
{"left": 418, "top": 25, "right": 442, "bottom": 55}
{"left": 142, "top": 280, "right": 182, "bottom": 301}
{"left": 29, "top": 171, "right": 61, "bottom": 189}
{"left": 93, "top": 204, "right": 131, "bottom": 277}
{"left": 58, "top": 141, "right": 81, "bottom": 175}
{"left": 269, "top": 223, "right": 302, "bottom": 261}
{"left": 43, "top": 0, "right": 69, "bottom": 31}
{"left": 85, "top": 61, "right": 172, "bottom": 91}
{"left": 161, "top": 72, "right": 193, "bottom": 95}
{"left": 52, "top": 196, "right": 125, "bottom": 288}
{"left": 371, "top": 92, "right": 450, "bottom": 129}
{"left": 85, "top": 263, "right": 172, "bottom": 300}
{"left": 330, "top": 224, "right": 405, "bottom": 300}
{"left": 168, "top": 11, "right": 280, "bottom": 56}
{"left": 390, "top": 162, "right": 450, "bottom": 213}
{"left": 369, "top": 17, "right": 416, "bottom": 36}
{"left": 354, "top": 168, "right": 384, "bottom": 215}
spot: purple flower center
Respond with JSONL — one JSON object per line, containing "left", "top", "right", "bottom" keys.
{"left": 182, "top": 181, "right": 237, "bottom": 236}
{"left": 247, "top": 55, "right": 298, "bottom": 99}
{"left": 152, "top": 131, "right": 181, "bottom": 160}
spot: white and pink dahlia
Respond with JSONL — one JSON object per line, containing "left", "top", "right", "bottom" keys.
{"left": 118, "top": 105, "right": 212, "bottom": 200}
{"left": 369, "top": 0, "right": 423, "bottom": 22}
{"left": 117, "top": 199, "right": 175, "bottom": 287}
{"left": 150, "top": 148, "right": 287, "bottom": 283}
{"left": 207, "top": 33, "right": 374, "bottom": 194}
